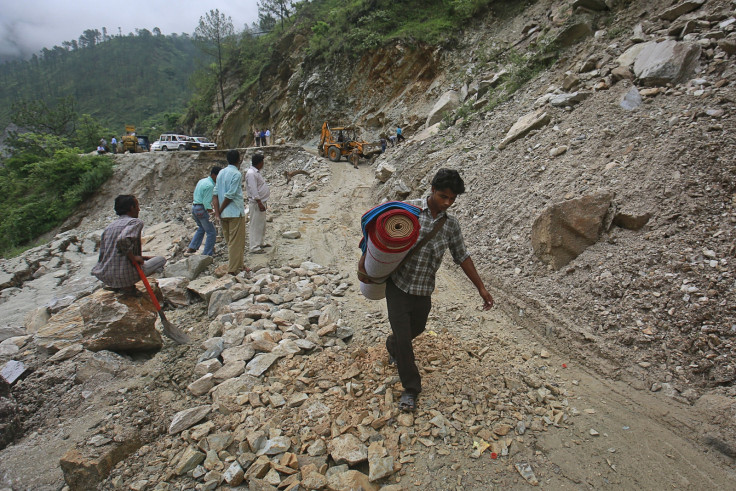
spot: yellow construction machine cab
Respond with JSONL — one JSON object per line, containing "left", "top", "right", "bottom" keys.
{"left": 318, "top": 122, "right": 378, "bottom": 162}
{"left": 120, "top": 125, "right": 149, "bottom": 153}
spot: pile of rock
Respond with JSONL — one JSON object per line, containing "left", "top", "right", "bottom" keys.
{"left": 100, "top": 313, "right": 573, "bottom": 490}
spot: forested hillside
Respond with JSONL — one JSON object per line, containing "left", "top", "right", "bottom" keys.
{"left": 0, "top": 30, "right": 202, "bottom": 132}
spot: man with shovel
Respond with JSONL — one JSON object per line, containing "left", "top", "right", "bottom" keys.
{"left": 92, "top": 195, "right": 165, "bottom": 293}
{"left": 92, "top": 195, "right": 189, "bottom": 344}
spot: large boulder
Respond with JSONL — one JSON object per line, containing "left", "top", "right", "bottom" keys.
{"left": 425, "top": 90, "right": 461, "bottom": 127}
{"left": 164, "top": 255, "right": 213, "bottom": 281}
{"left": 375, "top": 162, "right": 396, "bottom": 183}
{"left": 188, "top": 275, "right": 236, "bottom": 303}
{"left": 554, "top": 21, "right": 593, "bottom": 47}
{"left": 531, "top": 192, "right": 613, "bottom": 269}
{"left": 498, "top": 110, "right": 551, "bottom": 150}
{"left": 35, "top": 289, "right": 162, "bottom": 353}
{"left": 633, "top": 40, "right": 701, "bottom": 86}
{"left": 157, "top": 277, "right": 190, "bottom": 307}
{"left": 659, "top": 0, "right": 705, "bottom": 22}
{"left": 328, "top": 434, "right": 368, "bottom": 465}
{"left": 573, "top": 0, "right": 608, "bottom": 10}
{"left": 60, "top": 428, "right": 142, "bottom": 491}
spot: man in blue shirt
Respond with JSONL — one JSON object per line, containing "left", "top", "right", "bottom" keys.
{"left": 215, "top": 150, "right": 246, "bottom": 274}
{"left": 186, "top": 166, "right": 222, "bottom": 256}
{"left": 396, "top": 126, "right": 405, "bottom": 143}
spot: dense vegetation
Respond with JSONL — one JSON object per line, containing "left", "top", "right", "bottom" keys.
{"left": 0, "top": 30, "right": 202, "bottom": 135}
{"left": 0, "top": 0, "right": 522, "bottom": 256}
{"left": 185, "top": 0, "right": 504, "bottom": 127}
{"left": 0, "top": 134, "right": 113, "bottom": 256}
{"left": 0, "top": 85, "right": 119, "bottom": 256}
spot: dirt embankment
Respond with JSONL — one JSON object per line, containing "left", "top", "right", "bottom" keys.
{"left": 1, "top": 143, "right": 735, "bottom": 490}
{"left": 2, "top": 0, "right": 736, "bottom": 488}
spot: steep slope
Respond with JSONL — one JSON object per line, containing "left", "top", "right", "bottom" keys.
{"left": 218, "top": 0, "right": 736, "bottom": 439}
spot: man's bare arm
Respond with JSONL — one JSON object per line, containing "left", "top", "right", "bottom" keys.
{"left": 460, "top": 257, "right": 494, "bottom": 310}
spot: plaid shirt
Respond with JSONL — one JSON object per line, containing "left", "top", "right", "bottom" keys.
{"left": 390, "top": 197, "right": 469, "bottom": 296}
{"left": 91, "top": 216, "right": 143, "bottom": 288}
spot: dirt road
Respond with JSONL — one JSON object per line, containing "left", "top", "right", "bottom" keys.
{"left": 1, "top": 150, "right": 734, "bottom": 490}
{"left": 277, "top": 158, "right": 736, "bottom": 488}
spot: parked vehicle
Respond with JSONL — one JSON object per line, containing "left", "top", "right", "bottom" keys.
{"left": 183, "top": 136, "right": 201, "bottom": 151}
{"left": 150, "top": 134, "right": 201, "bottom": 151}
{"left": 193, "top": 136, "right": 217, "bottom": 150}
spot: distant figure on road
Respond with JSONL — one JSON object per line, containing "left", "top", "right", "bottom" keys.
{"left": 265, "top": 128, "right": 271, "bottom": 145}
{"left": 350, "top": 148, "right": 360, "bottom": 169}
{"left": 92, "top": 195, "right": 166, "bottom": 295}
{"left": 254, "top": 129, "right": 260, "bottom": 147}
{"left": 97, "top": 145, "right": 106, "bottom": 154}
{"left": 259, "top": 129, "right": 266, "bottom": 147}
{"left": 396, "top": 126, "right": 405, "bottom": 143}
{"left": 111, "top": 137, "right": 118, "bottom": 154}
{"left": 186, "top": 166, "right": 222, "bottom": 257}
{"left": 245, "top": 153, "right": 271, "bottom": 254}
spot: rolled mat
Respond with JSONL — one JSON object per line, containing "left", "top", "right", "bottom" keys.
{"left": 360, "top": 204, "right": 421, "bottom": 300}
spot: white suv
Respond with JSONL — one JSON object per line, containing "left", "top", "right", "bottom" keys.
{"left": 151, "top": 134, "right": 190, "bottom": 151}
{"left": 194, "top": 136, "right": 217, "bottom": 150}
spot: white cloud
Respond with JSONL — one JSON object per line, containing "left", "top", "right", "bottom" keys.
{"left": 0, "top": 0, "right": 260, "bottom": 60}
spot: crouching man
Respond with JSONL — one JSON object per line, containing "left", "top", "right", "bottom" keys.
{"left": 91, "top": 195, "right": 166, "bottom": 294}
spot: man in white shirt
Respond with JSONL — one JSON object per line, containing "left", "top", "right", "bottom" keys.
{"left": 245, "top": 153, "right": 271, "bottom": 254}
{"left": 265, "top": 128, "right": 271, "bottom": 145}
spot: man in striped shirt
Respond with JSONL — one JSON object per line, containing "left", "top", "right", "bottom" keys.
{"left": 365, "top": 169, "right": 494, "bottom": 412}
{"left": 92, "top": 195, "right": 166, "bottom": 294}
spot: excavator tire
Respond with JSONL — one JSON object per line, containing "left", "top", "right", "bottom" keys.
{"left": 327, "top": 146, "right": 341, "bottom": 162}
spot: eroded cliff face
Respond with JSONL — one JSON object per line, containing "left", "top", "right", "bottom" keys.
{"left": 216, "top": 0, "right": 736, "bottom": 395}
{"left": 216, "top": 34, "right": 441, "bottom": 147}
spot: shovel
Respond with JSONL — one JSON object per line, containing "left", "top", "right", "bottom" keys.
{"left": 133, "top": 261, "right": 190, "bottom": 344}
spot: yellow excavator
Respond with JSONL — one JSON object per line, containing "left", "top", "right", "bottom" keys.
{"left": 120, "top": 125, "right": 150, "bottom": 153}
{"left": 318, "top": 122, "right": 380, "bottom": 162}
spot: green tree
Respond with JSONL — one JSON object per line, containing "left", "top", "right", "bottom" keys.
{"left": 257, "top": 0, "right": 294, "bottom": 30}
{"left": 0, "top": 139, "right": 113, "bottom": 255}
{"left": 10, "top": 96, "right": 77, "bottom": 137}
{"left": 194, "top": 9, "right": 235, "bottom": 114}
{"left": 75, "top": 114, "right": 111, "bottom": 152}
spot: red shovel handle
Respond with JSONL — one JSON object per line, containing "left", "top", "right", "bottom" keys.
{"left": 133, "top": 261, "right": 162, "bottom": 312}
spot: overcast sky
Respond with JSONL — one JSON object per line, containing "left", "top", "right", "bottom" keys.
{"left": 0, "top": 0, "right": 260, "bottom": 60}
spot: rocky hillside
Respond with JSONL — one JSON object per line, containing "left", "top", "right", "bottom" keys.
{"left": 221, "top": 0, "right": 736, "bottom": 393}
{"left": 2, "top": 0, "right": 736, "bottom": 489}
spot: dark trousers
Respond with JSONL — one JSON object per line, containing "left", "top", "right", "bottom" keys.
{"left": 385, "top": 279, "right": 431, "bottom": 395}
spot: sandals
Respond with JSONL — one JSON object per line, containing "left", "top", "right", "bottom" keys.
{"left": 399, "top": 391, "right": 417, "bottom": 412}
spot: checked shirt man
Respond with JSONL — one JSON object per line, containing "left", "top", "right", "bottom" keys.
{"left": 360, "top": 169, "right": 494, "bottom": 412}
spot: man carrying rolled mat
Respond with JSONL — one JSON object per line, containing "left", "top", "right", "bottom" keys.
{"left": 359, "top": 168, "right": 494, "bottom": 412}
